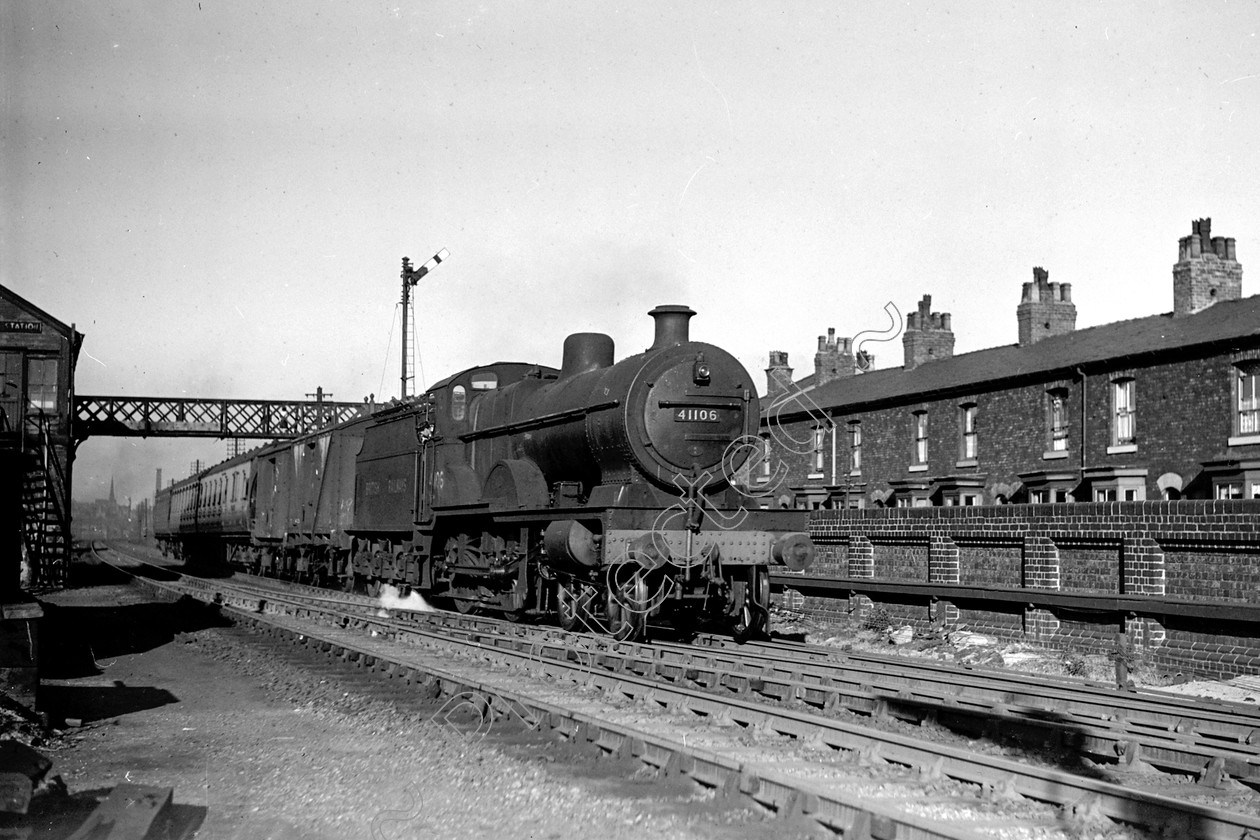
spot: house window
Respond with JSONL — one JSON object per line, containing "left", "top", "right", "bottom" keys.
{"left": 1217, "top": 481, "right": 1243, "bottom": 500}
{"left": 911, "top": 411, "right": 928, "bottom": 466}
{"left": 1095, "top": 486, "right": 1144, "bottom": 501}
{"left": 1112, "top": 378, "right": 1136, "bottom": 447}
{"left": 759, "top": 434, "right": 771, "bottom": 482}
{"left": 1238, "top": 363, "right": 1260, "bottom": 435}
{"left": 1048, "top": 389, "right": 1069, "bottom": 452}
{"left": 959, "top": 403, "right": 978, "bottom": 460}
{"left": 849, "top": 421, "right": 862, "bottom": 475}
{"left": 1086, "top": 466, "right": 1146, "bottom": 501}
{"left": 26, "top": 358, "right": 58, "bottom": 414}
{"left": 811, "top": 426, "right": 825, "bottom": 475}
{"left": 1031, "top": 488, "right": 1070, "bottom": 504}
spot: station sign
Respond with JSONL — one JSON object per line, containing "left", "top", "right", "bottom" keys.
{"left": 0, "top": 321, "right": 42, "bottom": 333}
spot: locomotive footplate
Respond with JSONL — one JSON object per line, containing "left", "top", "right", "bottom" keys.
{"left": 604, "top": 528, "right": 774, "bottom": 567}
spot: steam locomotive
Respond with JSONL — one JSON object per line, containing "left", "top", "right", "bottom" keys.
{"left": 152, "top": 305, "right": 814, "bottom": 640}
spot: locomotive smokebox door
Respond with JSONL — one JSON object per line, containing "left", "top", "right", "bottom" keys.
{"left": 639, "top": 353, "right": 748, "bottom": 476}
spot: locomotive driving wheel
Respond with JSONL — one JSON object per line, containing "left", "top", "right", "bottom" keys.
{"left": 605, "top": 570, "right": 649, "bottom": 642}
{"left": 556, "top": 580, "right": 595, "bottom": 632}
{"left": 731, "top": 566, "right": 771, "bottom": 643}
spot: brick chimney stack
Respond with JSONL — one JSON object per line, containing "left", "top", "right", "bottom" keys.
{"left": 765, "top": 350, "right": 793, "bottom": 401}
{"left": 814, "top": 327, "right": 856, "bottom": 388}
{"left": 902, "top": 295, "right": 954, "bottom": 371}
{"left": 1174, "top": 218, "right": 1241, "bottom": 316}
{"left": 1017, "top": 266, "right": 1076, "bottom": 346}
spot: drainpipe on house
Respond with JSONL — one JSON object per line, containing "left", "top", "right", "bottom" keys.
{"left": 830, "top": 419, "right": 838, "bottom": 487}
{"left": 1076, "top": 367, "right": 1088, "bottom": 484}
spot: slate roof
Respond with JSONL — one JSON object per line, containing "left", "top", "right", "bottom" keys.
{"left": 772, "top": 294, "right": 1260, "bottom": 420}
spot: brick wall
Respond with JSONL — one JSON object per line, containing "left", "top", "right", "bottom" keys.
{"left": 957, "top": 541, "right": 1021, "bottom": 588}
{"left": 872, "top": 542, "right": 926, "bottom": 580}
{"left": 1164, "top": 547, "right": 1260, "bottom": 603}
{"left": 781, "top": 500, "right": 1260, "bottom": 678}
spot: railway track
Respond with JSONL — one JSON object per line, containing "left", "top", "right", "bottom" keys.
{"left": 211, "top": 563, "right": 1260, "bottom": 790}
{"left": 97, "top": 545, "right": 1260, "bottom": 839}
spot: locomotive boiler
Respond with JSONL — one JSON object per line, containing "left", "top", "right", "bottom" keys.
{"left": 155, "top": 305, "right": 814, "bottom": 641}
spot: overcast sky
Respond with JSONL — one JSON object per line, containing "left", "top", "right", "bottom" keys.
{"left": 4, "top": 1, "right": 1259, "bottom": 505}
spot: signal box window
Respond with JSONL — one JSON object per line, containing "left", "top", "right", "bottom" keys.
{"left": 0, "top": 353, "right": 20, "bottom": 432}
{"left": 26, "top": 358, "right": 58, "bottom": 414}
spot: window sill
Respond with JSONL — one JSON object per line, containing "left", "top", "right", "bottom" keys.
{"left": 1228, "top": 434, "right": 1260, "bottom": 446}
{"left": 848, "top": 470, "right": 862, "bottom": 477}
{"left": 806, "top": 473, "right": 825, "bottom": 481}
{"left": 1106, "top": 444, "right": 1137, "bottom": 454}
{"left": 908, "top": 464, "right": 928, "bottom": 473}
{"left": 955, "top": 459, "right": 979, "bottom": 468}
{"left": 1042, "top": 450, "right": 1069, "bottom": 460}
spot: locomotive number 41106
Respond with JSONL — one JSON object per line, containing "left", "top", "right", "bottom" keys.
{"left": 675, "top": 408, "right": 721, "bottom": 422}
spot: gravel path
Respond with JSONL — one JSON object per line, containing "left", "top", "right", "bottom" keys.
{"left": 31, "top": 581, "right": 783, "bottom": 840}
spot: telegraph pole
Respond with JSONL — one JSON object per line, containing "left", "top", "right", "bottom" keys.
{"left": 400, "top": 248, "right": 448, "bottom": 399}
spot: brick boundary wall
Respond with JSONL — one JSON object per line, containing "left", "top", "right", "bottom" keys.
{"left": 778, "top": 500, "right": 1260, "bottom": 679}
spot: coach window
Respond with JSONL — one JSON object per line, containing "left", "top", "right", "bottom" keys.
{"left": 1108, "top": 376, "right": 1136, "bottom": 453}
{"left": 909, "top": 411, "right": 928, "bottom": 471}
{"left": 1231, "top": 360, "right": 1260, "bottom": 445}
{"left": 450, "top": 385, "right": 467, "bottom": 421}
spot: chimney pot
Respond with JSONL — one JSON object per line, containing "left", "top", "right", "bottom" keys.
{"left": 1173, "top": 219, "right": 1242, "bottom": 316}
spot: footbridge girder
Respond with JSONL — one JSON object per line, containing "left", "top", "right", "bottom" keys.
{"left": 74, "top": 395, "right": 370, "bottom": 443}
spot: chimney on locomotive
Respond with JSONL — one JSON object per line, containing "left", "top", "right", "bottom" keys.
{"left": 647, "top": 305, "right": 696, "bottom": 350}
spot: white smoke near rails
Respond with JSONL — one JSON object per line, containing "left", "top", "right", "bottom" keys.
{"left": 377, "top": 583, "right": 435, "bottom": 614}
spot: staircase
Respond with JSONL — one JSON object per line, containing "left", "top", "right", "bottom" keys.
{"left": 10, "top": 417, "right": 70, "bottom": 588}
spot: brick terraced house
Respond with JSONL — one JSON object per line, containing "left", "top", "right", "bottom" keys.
{"left": 755, "top": 219, "right": 1260, "bottom": 678}
{"left": 757, "top": 218, "right": 1258, "bottom": 510}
